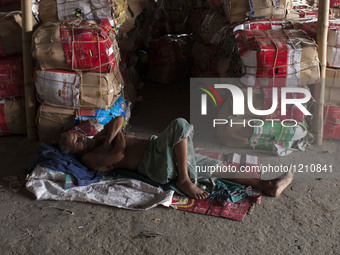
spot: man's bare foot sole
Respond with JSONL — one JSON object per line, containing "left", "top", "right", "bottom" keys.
{"left": 266, "top": 167, "right": 294, "bottom": 197}
{"left": 176, "top": 178, "right": 209, "bottom": 200}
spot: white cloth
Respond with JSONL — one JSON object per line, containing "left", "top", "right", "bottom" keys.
{"left": 26, "top": 166, "right": 174, "bottom": 210}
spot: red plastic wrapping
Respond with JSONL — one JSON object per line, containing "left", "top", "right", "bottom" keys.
{"left": 61, "top": 19, "right": 118, "bottom": 73}
{"left": 0, "top": 55, "right": 23, "bottom": 98}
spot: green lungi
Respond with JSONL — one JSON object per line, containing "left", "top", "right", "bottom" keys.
{"left": 136, "top": 118, "right": 218, "bottom": 185}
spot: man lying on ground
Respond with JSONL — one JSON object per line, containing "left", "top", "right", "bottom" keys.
{"left": 59, "top": 117, "right": 293, "bottom": 199}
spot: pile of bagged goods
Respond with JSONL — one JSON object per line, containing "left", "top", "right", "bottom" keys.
{"left": 0, "top": 0, "right": 339, "bottom": 154}
{"left": 31, "top": 0, "right": 132, "bottom": 143}
{"left": 0, "top": 8, "right": 27, "bottom": 136}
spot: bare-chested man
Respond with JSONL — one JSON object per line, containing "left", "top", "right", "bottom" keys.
{"left": 59, "top": 117, "right": 293, "bottom": 199}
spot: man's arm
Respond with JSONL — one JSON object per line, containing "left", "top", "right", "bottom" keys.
{"left": 82, "top": 131, "right": 126, "bottom": 171}
{"left": 93, "top": 116, "right": 124, "bottom": 147}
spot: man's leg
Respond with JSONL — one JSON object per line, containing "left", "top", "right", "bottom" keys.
{"left": 173, "top": 137, "right": 210, "bottom": 199}
{"left": 212, "top": 169, "right": 294, "bottom": 197}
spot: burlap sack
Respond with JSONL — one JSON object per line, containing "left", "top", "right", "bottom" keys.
{"left": 0, "top": 98, "right": 26, "bottom": 135}
{"left": 37, "top": 105, "right": 76, "bottom": 143}
{"left": 39, "top": 0, "right": 127, "bottom": 27}
{"left": 0, "top": 12, "right": 22, "bottom": 56}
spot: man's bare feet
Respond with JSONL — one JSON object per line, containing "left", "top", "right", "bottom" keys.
{"left": 176, "top": 178, "right": 210, "bottom": 200}
{"left": 264, "top": 167, "right": 294, "bottom": 197}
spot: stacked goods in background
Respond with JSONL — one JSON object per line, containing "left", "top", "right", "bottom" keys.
{"left": 32, "top": 0, "right": 131, "bottom": 143}
{"left": 210, "top": 17, "right": 320, "bottom": 154}
{"left": 35, "top": 0, "right": 127, "bottom": 28}
{"left": 331, "top": 0, "right": 340, "bottom": 18}
{"left": 293, "top": 19, "right": 340, "bottom": 139}
{"left": 0, "top": 0, "right": 20, "bottom": 12}
{"left": 0, "top": 12, "right": 27, "bottom": 136}
{"left": 147, "top": 34, "right": 192, "bottom": 84}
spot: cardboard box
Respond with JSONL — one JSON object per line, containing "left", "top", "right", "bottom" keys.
{"left": 222, "top": 0, "right": 292, "bottom": 22}
{"left": 39, "top": 0, "right": 127, "bottom": 27}
{"left": 0, "top": 98, "right": 26, "bottom": 135}
{"left": 35, "top": 64, "right": 123, "bottom": 109}
{"left": 0, "top": 12, "right": 23, "bottom": 56}
{"left": 37, "top": 105, "right": 75, "bottom": 143}
{"left": 325, "top": 67, "right": 340, "bottom": 106}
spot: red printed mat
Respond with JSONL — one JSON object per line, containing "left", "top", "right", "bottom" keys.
{"left": 171, "top": 192, "right": 261, "bottom": 221}
{"left": 170, "top": 150, "right": 262, "bottom": 221}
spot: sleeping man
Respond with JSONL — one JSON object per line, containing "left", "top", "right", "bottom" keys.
{"left": 59, "top": 117, "right": 293, "bottom": 200}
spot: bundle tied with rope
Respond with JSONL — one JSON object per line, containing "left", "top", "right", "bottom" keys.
{"left": 35, "top": 63, "right": 124, "bottom": 110}
{"left": 222, "top": 0, "right": 293, "bottom": 23}
{"left": 0, "top": 11, "right": 26, "bottom": 56}
{"left": 32, "top": 18, "right": 120, "bottom": 73}
{"left": 38, "top": 0, "right": 127, "bottom": 28}
{"left": 234, "top": 29, "right": 320, "bottom": 88}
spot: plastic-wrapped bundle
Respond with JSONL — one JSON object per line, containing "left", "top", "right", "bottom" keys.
{"left": 32, "top": 19, "right": 119, "bottom": 73}
{"left": 35, "top": 64, "right": 123, "bottom": 109}
{"left": 0, "top": 55, "right": 23, "bottom": 98}
{"left": 235, "top": 29, "right": 319, "bottom": 87}
{"left": 37, "top": 0, "right": 127, "bottom": 28}
{"left": 222, "top": 0, "right": 292, "bottom": 23}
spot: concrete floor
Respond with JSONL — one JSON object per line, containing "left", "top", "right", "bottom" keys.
{"left": 0, "top": 82, "right": 339, "bottom": 255}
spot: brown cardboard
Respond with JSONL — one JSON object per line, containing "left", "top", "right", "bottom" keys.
{"left": 222, "top": 0, "right": 291, "bottom": 22}
{"left": 37, "top": 105, "right": 75, "bottom": 143}
{"left": 79, "top": 64, "right": 123, "bottom": 108}
{"left": 0, "top": 12, "right": 23, "bottom": 56}
{"left": 325, "top": 67, "right": 340, "bottom": 106}
{"left": 4, "top": 98, "right": 26, "bottom": 134}
{"left": 32, "top": 21, "right": 68, "bottom": 70}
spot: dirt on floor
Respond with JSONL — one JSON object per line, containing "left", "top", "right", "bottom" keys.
{"left": 0, "top": 82, "right": 339, "bottom": 255}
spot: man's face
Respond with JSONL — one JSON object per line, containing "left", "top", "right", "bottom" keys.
{"left": 66, "top": 132, "right": 93, "bottom": 154}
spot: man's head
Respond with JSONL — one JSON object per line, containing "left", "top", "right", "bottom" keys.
{"left": 58, "top": 132, "right": 94, "bottom": 154}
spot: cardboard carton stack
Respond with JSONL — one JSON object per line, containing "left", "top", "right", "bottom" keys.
{"left": 293, "top": 19, "right": 340, "bottom": 139}
{"left": 0, "top": 12, "right": 27, "bottom": 136}
{"left": 32, "top": 1, "right": 131, "bottom": 143}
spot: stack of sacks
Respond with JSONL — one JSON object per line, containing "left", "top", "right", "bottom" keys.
{"left": 159, "top": 0, "right": 207, "bottom": 35}
{"left": 0, "top": 0, "right": 20, "bottom": 12}
{"left": 286, "top": 1, "right": 319, "bottom": 19}
{"left": 323, "top": 67, "right": 340, "bottom": 140}
{"left": 296, "top": 19, "right": 340, "bottom": 139}
{"left": 0, "top": 12, "right": 27, "bottom": 136}
{"left": 215, "top": 20, "right": 319, "bottom": 155}
{"left": 117, "top": 0, "right": 153, "bottom": 52}
{"left": 147, "top": 34, "right": 192, "bottom": 84}
{"left": 35, "top": 0, "right": 127, "bottom": 29}
{"left": 32, "top": 18, "right": 129, "bottom": 143}
{"left": 299, "top": 20, "right": 340, "bottom": 68}
{"left": 189, "top": 12, "right": 242, "bottom": 77}
{"left": 331, "top": 0, "right": 340, "bottom": 18}
{"left": 221, "top": 0, "right": 293, "bottom": 23}
{"left": 234, "top": 29, "right": 320, "bottom": 87}
{"left": 216, "top": 93, "right": 309, "bottom": 156}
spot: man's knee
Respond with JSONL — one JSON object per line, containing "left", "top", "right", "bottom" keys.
{"left": 170, "top": 118, "right": 190, "bottom": 129}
